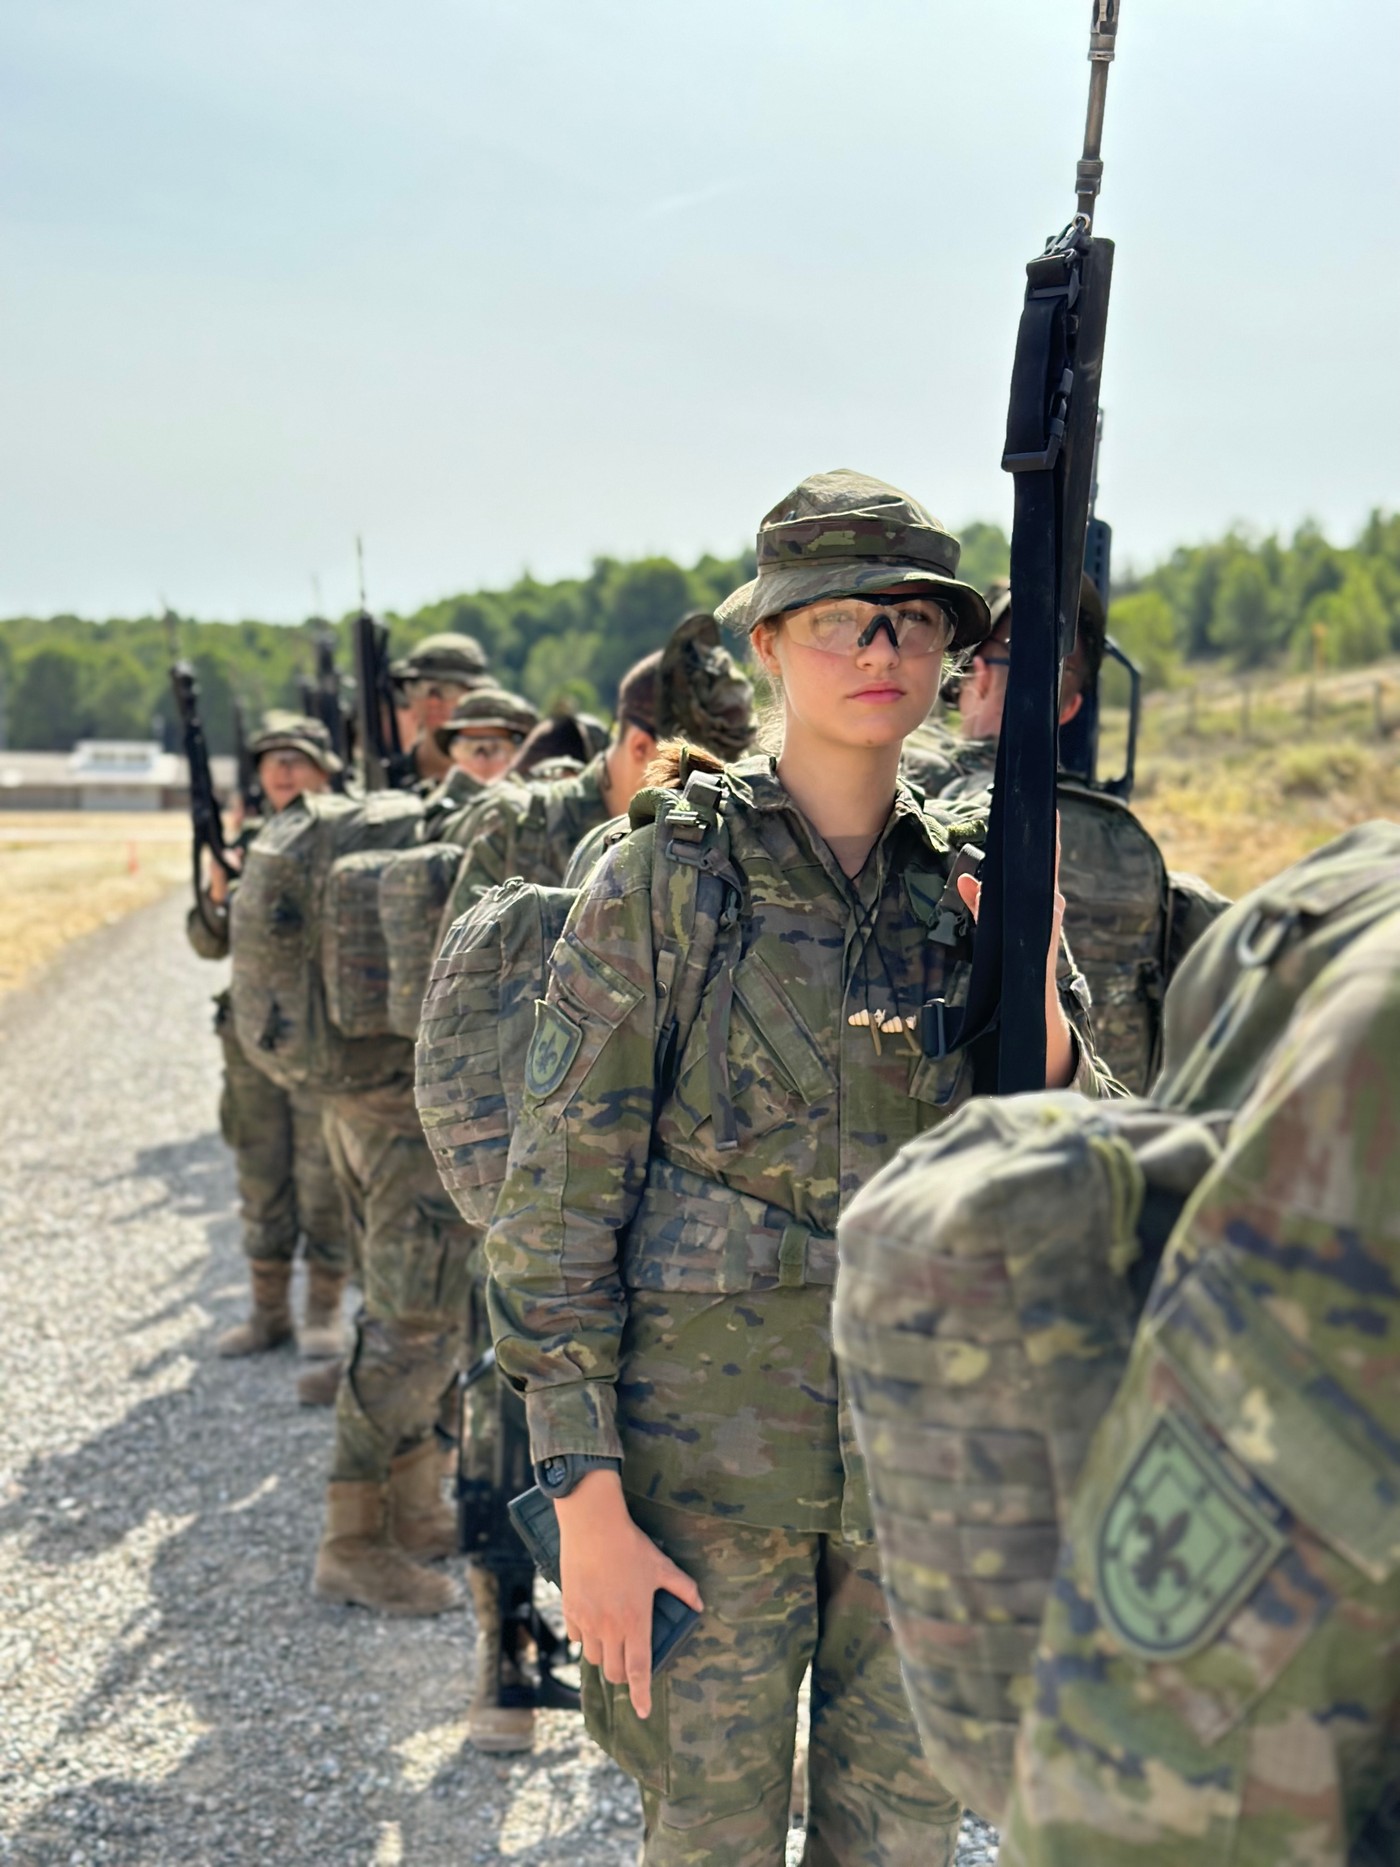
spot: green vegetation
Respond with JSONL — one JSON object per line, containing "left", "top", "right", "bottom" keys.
{"left": 1113, "top": 508, "right": 1400, "bottom": 690}
{"left": 4, "top": 508, "right": 1399, "bottom": 753}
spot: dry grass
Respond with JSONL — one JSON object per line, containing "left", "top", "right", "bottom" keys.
{"left": 1103, "top": 673, "right": 1400, "bottom": 897}
{"left": 0, "top": 812, "right": 192, "bottom": 999}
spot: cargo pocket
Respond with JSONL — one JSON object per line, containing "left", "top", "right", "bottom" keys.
{"left": 581, "top": 1661, "right": 670, "bottom": 1796}
{"left": 668, "top": 947, "right": 834, "bottom": 1147}
{"left": 1088, "top": 1253, "right": 1400, "bottom": 1746}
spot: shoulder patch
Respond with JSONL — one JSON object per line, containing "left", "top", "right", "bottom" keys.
{"left": 524, "top": 999, "right": 584, "bottom": 1099}
{"left": 1095, "top": 1407, "right": 1286, "bottom": 1661}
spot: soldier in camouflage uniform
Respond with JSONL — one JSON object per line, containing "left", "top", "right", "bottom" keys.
{"left": 445, "top": 614, "right": 756, "bottom": 1754}
{"left": 911, "top": 579, "right": 1228, "bottom": 1091}
{"left": 186, "top": 713, "right": 350, "bottom": 1363}
{"left": 417, "top": 688, "right": 540, "bottom": 848}
{"left": 484, "top": 471, "right": 1116, "bottom": 1863}
{"left": 1001, "top": 882, "right": 1400, "bottom": 1865}
{"left": 391, "top": 632, "right": 493, "bottom": 787}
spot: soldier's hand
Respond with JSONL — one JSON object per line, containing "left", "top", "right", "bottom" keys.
{"left": 554, "top": 1468, "right": 704, "bottom": 1721}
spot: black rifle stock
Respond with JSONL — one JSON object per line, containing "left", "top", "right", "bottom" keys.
{"left": 457, "top": 1350, "right": 581, "bottom": 1714}
{"left": 352, "top": 610, "right": 409, "bottom": 792}
{"left": 922, "top": 0, "right": 1123, "bottom": 1093}
{"left": 170, "top": 661, "right": 236, "bottom": 937}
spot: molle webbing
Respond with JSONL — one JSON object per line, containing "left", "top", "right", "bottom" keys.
{"left": 622, "top": 1158, "right": 835, "bottom": 1294}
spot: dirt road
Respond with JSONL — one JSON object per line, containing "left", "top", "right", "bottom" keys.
{"left": 0, "top": 895, "right": 640, "bottom": 1866}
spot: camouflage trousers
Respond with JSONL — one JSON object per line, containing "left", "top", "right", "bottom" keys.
{"left": 216, "top": 1007, "right": 347, "bottom": 1272}
{"left": 323, "top": 1090, "right": 474, "bottom": 1486}
{"left": 585, "top": 1498, "right": 962, "bottom": 1866}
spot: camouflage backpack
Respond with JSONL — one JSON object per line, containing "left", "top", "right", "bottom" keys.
{"left": 1157, "top": 817, "right": 1400, "bottom": 1113}
{"left": 378, "top": 843, "right": 463, "bottom": 1039}
{"left": 1053, "top": 781, "right": 1175, "bottom": 1094}
{"left": 415, "top": 768, "right": 741, "bottom": 1233}
{"left": 833, "top": 1095, "right": 1225, "bottom": 1821}
{"left": 229, "top": 790, "right": 424, "bottom": 1094}
{"left": 833, "top": 818, "right": 1400, "bottom": 1821}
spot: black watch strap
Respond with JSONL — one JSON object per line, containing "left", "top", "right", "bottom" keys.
{"left": 534, "top": 1454, "right": 622, "bottom": 1497}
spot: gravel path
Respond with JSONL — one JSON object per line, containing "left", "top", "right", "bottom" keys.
{"left": 0, "top": 894, "right": 997, "bottom": 1866}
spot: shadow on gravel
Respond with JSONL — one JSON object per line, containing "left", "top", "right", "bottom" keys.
{"left": 2, "top": 1165, "right": 639, "bottom": 1865}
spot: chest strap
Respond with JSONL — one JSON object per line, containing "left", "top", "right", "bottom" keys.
{"left": 622, "top": 1157, "right": 837, "bottom": 1295}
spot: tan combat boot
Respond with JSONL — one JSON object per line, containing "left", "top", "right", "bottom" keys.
{"left": 313, "top": 1482, "right": 464, "bottom": 1617}
{"left": 216, "top": 1260, "right": 294, "bottom": 1358}
{"left": 296, "top": 1357, "right": 343, "bottom": 1407}
{"left": 387, "top": 1439, "right": 457, "bottom": 1561}
{"left": 298, "top": 1265, "right": 346, "bottom": 1361}
{"left": 466, "top": 1566, "right": 536, "bottom": 1753}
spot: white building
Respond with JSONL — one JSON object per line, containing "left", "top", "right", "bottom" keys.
{"left": 0, "top": 741, "right": 236, "bottom": 811}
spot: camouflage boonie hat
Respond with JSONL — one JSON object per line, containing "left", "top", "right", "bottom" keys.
{"left": 715, "top": 469, "right": 991, "bottom": 652}
{"left": 656, "top": 612, "right": 757, "bottom": 760}
{"left": 511, "top": 705, "right": 610, "bottom": 780}
{"left": 248, "top": 710, "right": 342, "bottom": 777}
{"left": 390, "top": 631, "right": 491, "bottom": 688}
{"left": 434, "top": 687, "right": 539, "bottom": 755}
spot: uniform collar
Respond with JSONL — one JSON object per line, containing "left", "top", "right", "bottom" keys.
{"left": 722, "top": 754, "right": 947, "bottom": 858}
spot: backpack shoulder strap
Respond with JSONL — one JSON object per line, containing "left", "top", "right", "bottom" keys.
{"left": 646, "top": 770, "right": 745, "bottom": 1143}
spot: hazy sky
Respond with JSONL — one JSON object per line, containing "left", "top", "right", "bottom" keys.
{"left": 4, "top": 0, "right": 1398, "bottom": 621}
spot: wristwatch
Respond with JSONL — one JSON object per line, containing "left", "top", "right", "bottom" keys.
{"left": 534, "top": 1454, "right": 622, "bottom": 1498}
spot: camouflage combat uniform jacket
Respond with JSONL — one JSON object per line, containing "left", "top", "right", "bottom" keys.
{"left": 1002, "top": 906, "right": 1400, "bottom": 1866}
{"left": 439, "top": 753, "right": 612, "bottom": 926}
{"left": 486, "top": 756, "right": 1112, "bottom": 1543}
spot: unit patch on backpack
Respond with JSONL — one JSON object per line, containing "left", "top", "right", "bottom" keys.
{"left": 524, "top": 1000, "right": 583, "bottom": 1099}
{"left": 1095, "top": 1407, "right": 1285, "bottom": 1662}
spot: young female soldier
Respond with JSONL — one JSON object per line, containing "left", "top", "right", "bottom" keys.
{"left": 485, "top": 469, "right": 1112, "bottom": 1865}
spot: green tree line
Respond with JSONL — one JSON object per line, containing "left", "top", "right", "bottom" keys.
{"left": 1109, "top": 508, "right": 1400, "bottom": 691}
{"left": 2, "top": 511, "right": 1394, "bottom": 752}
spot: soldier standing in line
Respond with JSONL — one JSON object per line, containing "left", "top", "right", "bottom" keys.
{"left": 908, "top": 578, "right": 1228, "bottom": 1092}
{"left": 1000, "top": 886, "right": 1400, "bottom": 1866}
{"left": 443, "top": 613, "right": 757, "bottom": 1755}
{"left": 484, "top": 471, "right": 1115, "bottom": 1863}
{"left": 390, "top": 632, "right": 494, "bottom": 787}
{"left": 187, "top": 713, "right": 351, "bottom": 1364}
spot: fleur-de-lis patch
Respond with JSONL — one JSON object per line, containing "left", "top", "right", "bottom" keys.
{"left": 524, "top": 1000, "right": 583, "bottom": 1100}
{"left": 1095, "top": 1408, "right": 1285, "bottom": 1661}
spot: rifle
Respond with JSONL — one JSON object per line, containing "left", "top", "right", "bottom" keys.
{"left": 351, "top": 608, "right": 411, "bottom": 792}
{"left": 301, "top": 626, "right": 351, "bottom": 786}
{"left": 457, "top": 1349, "right": 580, "bottom": 1715}
{"left": 923, "top": 0, "right": 1123, "bottom": 1093}
{"left": 170, "top": 661, "right": 236, "bottom": 937}
{"left": 1058, "top": 417, "right": 1142, "bottom": 800}
{"left": 232, "top": 699, "right": 267, "bottom": 819}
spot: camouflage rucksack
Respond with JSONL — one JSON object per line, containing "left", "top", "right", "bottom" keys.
{"left": 415, "top": 768, "right": 741, "bottom": 1232}
{"left": 378, "top": 843, "right": 463, "bottom": 1040}
{"left": 1054, "top": 781, "right": 1174, "bottom": 1093}
{"left": 229, "top": 790, "right": 424, "bottom": 1094}
{"left": 833, "top": 1095, "right": 1225, "bottom": 1821}
{"left": 833, "top": 819, "right": 1400, "bottom": 1820}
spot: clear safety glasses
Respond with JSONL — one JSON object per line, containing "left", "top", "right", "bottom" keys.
{"left": 781, "top": 594, "right": 954, "bottom": 659}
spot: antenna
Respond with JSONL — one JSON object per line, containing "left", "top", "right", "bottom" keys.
{"left": 355, "top": 535, "right": 367, "bottom": 613}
